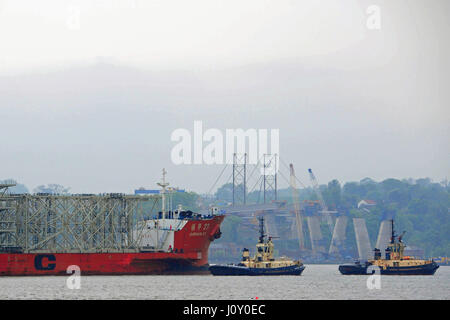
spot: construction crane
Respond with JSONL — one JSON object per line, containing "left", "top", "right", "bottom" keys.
{"left": 307, "top": 168, "right": 336, "bottom": 233}
{"left": 289, "top": 164, "right": 305, "bottom": 250}
{"left": 398, "top": 231, "right": 406, "bottom": 242}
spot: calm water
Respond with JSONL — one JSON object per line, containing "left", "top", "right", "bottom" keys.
{"left": 0, "top": 265, "right": 448, "bottom": 300}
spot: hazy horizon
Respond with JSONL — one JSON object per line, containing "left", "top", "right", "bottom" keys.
{"left": 1, "top": 0, "right": 449, "bottom": 194}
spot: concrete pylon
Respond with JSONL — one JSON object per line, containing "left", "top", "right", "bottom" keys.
{"left": 353, "top": 218, "right": 372, "bottom": 261}
{"left": 287, "top": 217, "right": 299, "bottom": 239}
{"left": 307, "top": 216, "right": 326, "bottom": 254}
{"left": 376, "top": 220, "right": 392, "bottom": 256}
{"left": 329, "top": 216, "right": 348, "bottom": 255}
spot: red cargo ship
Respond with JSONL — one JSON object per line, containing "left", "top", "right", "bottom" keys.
{"left": 0, "top": 215, "right": 224, "bottom": 276}
{"left": 0, "top": 172, "right": 224, "bottom": 276}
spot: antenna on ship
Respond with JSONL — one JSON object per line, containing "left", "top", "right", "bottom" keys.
{"left": 390, "top": 219, "right": 397, "bottom": 243}
{"left": 157, "top": 168, "right": 169, "bottom": 220}
{"left": 258, "top": 216, "right": 266, "bottom": 244}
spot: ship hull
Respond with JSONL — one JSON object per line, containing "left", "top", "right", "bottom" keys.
{"left": 0, "top": 215, "right": 224, "bottom": 276}
{"left": 339, "top": 261, "right": 439, "bottom": 275}
{"left": 209, "top": 264, "right": 305, "bottom": 276}
{"left": 0, "top": 252, "right": 212, "bottom": 276}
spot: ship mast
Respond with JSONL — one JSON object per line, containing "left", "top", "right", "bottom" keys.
{"left": 390, "top": 219, "right": 396, "bottom": 243}
{"left": 157, "top": 168, "right": 169, "bottom": 220}
{"left": 258, "top": 216, "right": 266, "bottom": 244}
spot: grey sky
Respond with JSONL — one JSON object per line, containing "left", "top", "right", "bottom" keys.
{"left": 0, "top": 0, "right": 449, "bottom": 194}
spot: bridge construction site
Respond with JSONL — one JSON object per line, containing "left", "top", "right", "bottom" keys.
{"left": 2, "top": 156, "right": 394, "bottom": 263}
{"left": 204, "top": 153, "right": 394, "bottom": 263}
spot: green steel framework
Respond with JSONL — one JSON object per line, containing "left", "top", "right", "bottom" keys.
{"left": 0, "top": 187, "right": 160, "bottom": 253}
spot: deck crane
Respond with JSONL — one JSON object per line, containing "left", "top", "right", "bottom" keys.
{"left": 307, "top": 168, "right": 336, "bottom": 233}
{"left": 289, "top": 164, "right": 305, "bottom": 250}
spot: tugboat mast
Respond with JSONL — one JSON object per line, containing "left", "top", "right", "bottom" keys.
{"left": 390, "top": 219, "right": 396, "bottom": 243}
{"left": 258, "top": 216, "right": 266, "bottom": 244}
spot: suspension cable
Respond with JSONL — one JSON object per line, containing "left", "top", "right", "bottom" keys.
{"left": 207, "top": 164, "right": 228, "bottom": 196}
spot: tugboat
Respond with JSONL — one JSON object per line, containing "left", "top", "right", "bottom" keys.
{"left": 209, "top": 216, "right": 305, "bottom": 276}
{"left": 433, "top": 257, "right": 449, "bottom": 266}
{"left": 339, "top": 220, "right": 439, "bottom": 275}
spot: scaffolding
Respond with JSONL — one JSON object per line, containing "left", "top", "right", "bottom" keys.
{"left": 0, "top": 182, "right": 18, "bottom": 249}
{"left": 0, "top": 193, "right": 160, "bottom": 253}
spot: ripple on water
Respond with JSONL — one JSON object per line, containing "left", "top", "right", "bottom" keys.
{"left": 0, "top": 265, "right": 448, "bottom": 300}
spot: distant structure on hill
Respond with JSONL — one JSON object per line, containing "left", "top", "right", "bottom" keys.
{"left": 357, "top": 199, "right": 377, "bottom": 211}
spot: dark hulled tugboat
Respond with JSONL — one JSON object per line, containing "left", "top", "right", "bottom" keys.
{"left": 339, "top": 220, "right": 439, "bottom": 275}
{"left": 209, "top": 216, "right": 305, "bottom": 276}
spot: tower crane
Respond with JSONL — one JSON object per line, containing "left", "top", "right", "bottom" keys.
{"left": 307, "top": 168, "right": 336, "bottom": 233}
{"left": 289, "top": 164, "right": 305, "bottom": 250}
